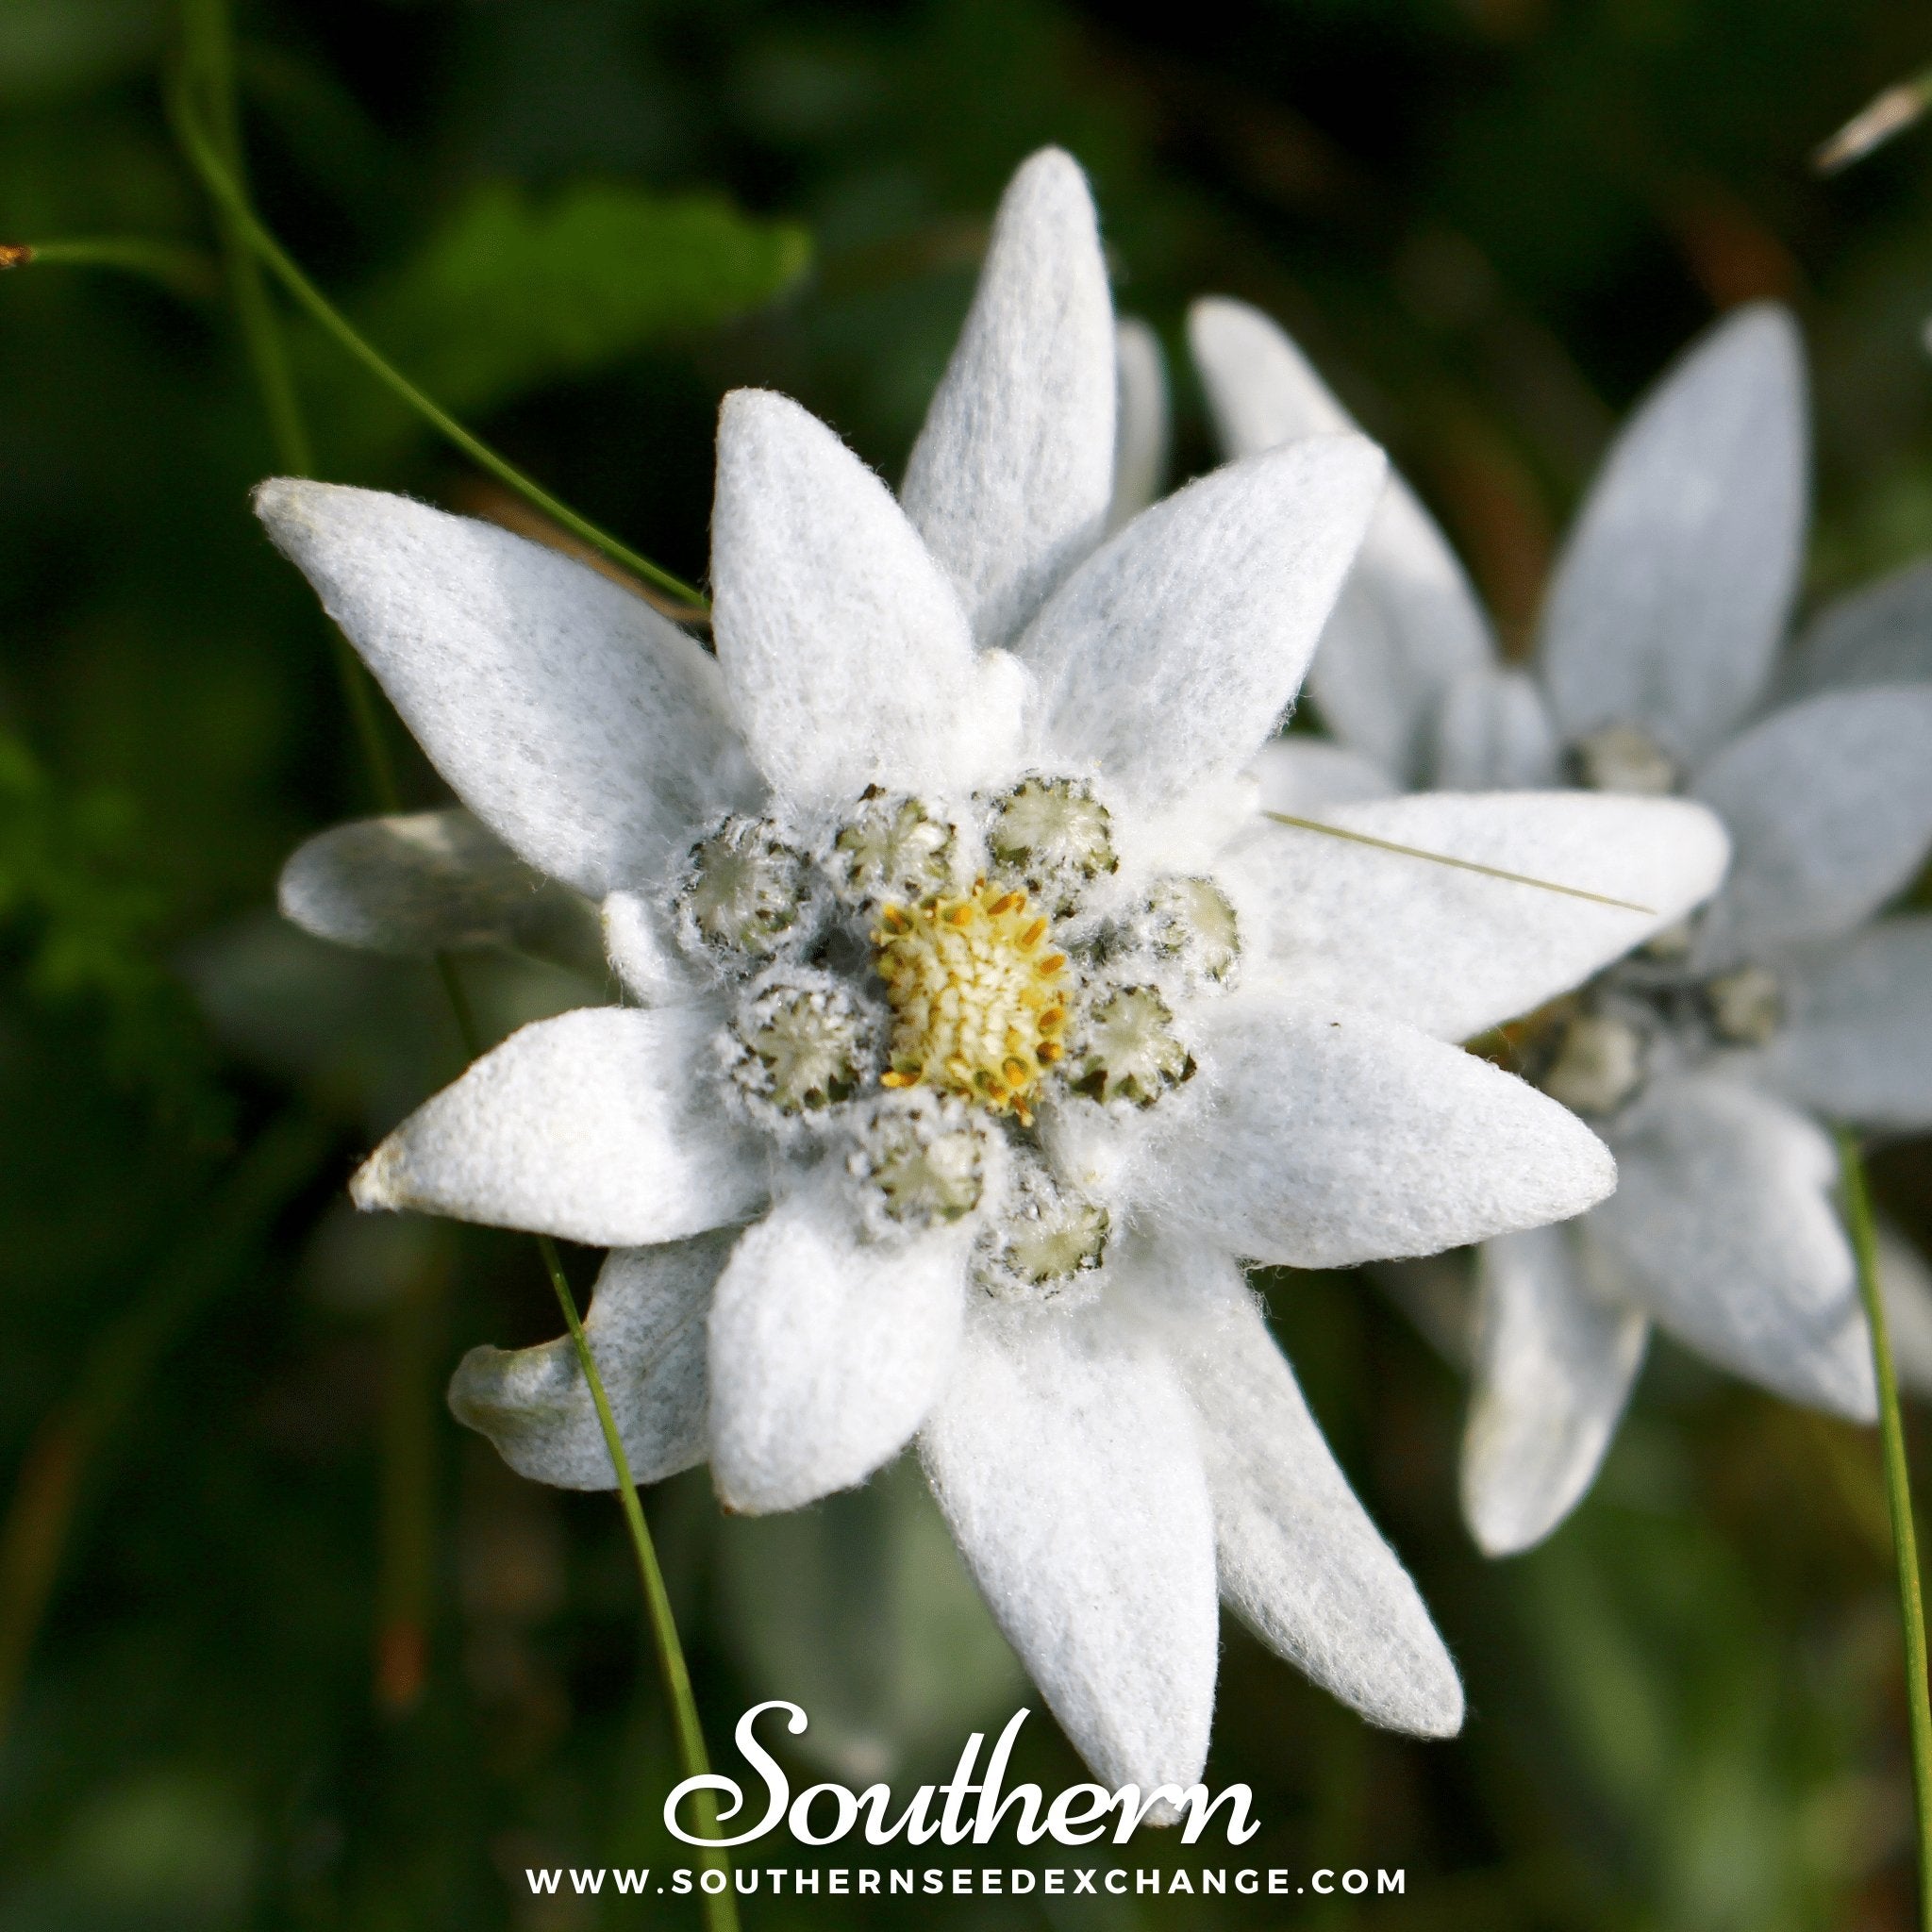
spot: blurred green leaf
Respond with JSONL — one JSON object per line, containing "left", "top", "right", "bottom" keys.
{"left": 0, "top": 0, "right": 158, "bottom": 106}
{"left": 49, "top": 1770, "right": 253, "bottom": 1926}
{"left": 317, "top": 180, "right": 809, "bottom": 455}
{"left": 0, "top": 730, "right": 218, "bottom": 1126}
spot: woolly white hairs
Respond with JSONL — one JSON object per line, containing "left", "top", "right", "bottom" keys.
{"left": 348, "top": 1004, "right": 764, "bottom": 1246}
{"left": 1461, "top": 1224, "right": 1648, "bottom": 1560}
{"left": 1017, "top": 434, "right": 1385, "bottom": 811}
{"left": 451, "top": 1233, "right": 730, "bottom": 1490}
{"left": 1189, "top": 295, "right": 1493, "bottom": 780}
{"left": 1124, "top": 1237, "right": 1463, "bottom": 1735}
{"left": 256, "top": 477, "right": 752, "bottom": 898}
{"left": 1191, "top": 291, "right": 1932, "bottom": 1556}
{"left": 263, "top": 147, "right": 1727, "bottom": 1790}
{"left": 901, "top": 148, "right": 1116, "bottom": 650}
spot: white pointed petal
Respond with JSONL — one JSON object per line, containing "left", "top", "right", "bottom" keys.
{"left": 1189, "top": 295, "right": 1354, "bottom": 455}
{"left": 1312, "top": 496, "right": 1503, "bottom": 788}
{"left": 1590, "top": 1075, "right": 1873, "bottom": 1418}
{"left": 707, "top": 1179, "right": 969, "bottom": 1514}
{"left": 1877, "top": 1223, "right": 1932, "bottom": 1402}
{"left": 280, "top": 808, "right": 603, "bottom": 973}
{"left": 1108, "top": 317, "right": 1171, "bottom": 533}
{"left": 1246, "top": 736, "right": 1397, "bottom": 814}
{"left": 1780, "top": 557, "right": 1932, "bottom": 702}
{"left": 1221, "top": 791, "right": 1730, "bottom": 1043}
{"left": 1139, "top": 994, "right": 1615, "bottom": 1268}
{"left": 352, "top": 1005, "right": 766, "bottom": 1246}
{"left": 1538, "top": 305, "right": 1807, "bottom": 761}
{"left": 1744, "top": 919, "right": 1932, "bottom": 1131}
{"left": 600, "top": 889, "right": 701, "bottom": 1007}
{"left": 256, "top": 480, "right": 749, "bottom": 898}
{"left": 1189, "top": 297, "right": 1497, "bottom": 782}
{"left": 1122, "top": 1239, "right": 1463, "bottom": 1736}
{"left": 1460, "top": 1224, "right": 1648, "bottom": 1557}
{"left": 919, "top": 1296, "right": 1218, "bottom": 1790}
{"left": 1019, "top": 434, "right": 1385, "bottom": 813}
{"left": 1690, "top": 687, "right": 1932, "bottom": 972}
{"left": 900, "top": 150, "right": 1116, "bottom": 645}
{"left": 1428, "top": 666, "right": 1561, "bottom": 789}
{"left": 709, "top": 390, "right": 1001, "bottom": 806}
{"left": 449, "top": 1231, "right": 731, "bottom": 1490}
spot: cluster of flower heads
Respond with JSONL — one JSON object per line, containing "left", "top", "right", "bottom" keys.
{"left": 261, "top": 147, "right": 1857, "bottom": 1798}
{"left": 678, "top": 768, "right": 1226, "bottom": 1278}
{"left": 1190, "top": 291, "right": 1932, "bottom": 1555}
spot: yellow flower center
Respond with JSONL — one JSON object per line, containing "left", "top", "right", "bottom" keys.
{"left": 873, "top": 880, "right": 1069, "bottom": 1125}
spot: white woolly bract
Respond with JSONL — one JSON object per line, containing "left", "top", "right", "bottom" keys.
{"left": 1460, "top": 1224, "right": 1647, "bottom": 1557}
{"left": 1141, "top": 995, "right": 1616, "bottom": 1269}
{"left": 449, "top": 1233, "right": 730, "bottom": 1490}
{"left": 1019, "top": 435, "right": 1385, "bottom": 815}
{"left": 901, "top": 148, "right": 1116, "bottom": 648}
{"left": 920, "top": 1295, "right": 1219, "bottom": 1792}
{"left": 256, "top": 479, "right": 753, "bottom": 899}
{"left": 1219, "top": 790, "right": 1729, "bottom": 1045}
{"left": 1587, "top": 1075, "right": 1873, "bottom": 1420}
{"left": 707, "top": 1177, "right": 973, "bottom": 1514}
{"left": 352, "top": 1005, "right": 766, "bottom": 1247}
{"left": 1121, "top": 1238, "right": 1465, "bottom": 1735}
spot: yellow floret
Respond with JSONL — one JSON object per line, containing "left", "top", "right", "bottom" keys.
{"left": 872, "top": 879, "right": 1070, "bottom": 1126}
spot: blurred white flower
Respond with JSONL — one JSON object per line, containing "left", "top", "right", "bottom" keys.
{"left": 261, "top": 150, "right": 1723, "bottom": 1789}
{"left": 1193, "top": 295, "right": 1932, "bottom": 1555}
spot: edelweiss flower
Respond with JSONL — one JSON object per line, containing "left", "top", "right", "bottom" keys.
{"left": 1192, "top": 295, "right": 1932, "bottom": 1555}
{"left": 263, "top": 151, "right": 1724, "bottom": 1789}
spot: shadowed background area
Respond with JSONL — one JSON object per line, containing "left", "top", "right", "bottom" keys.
{"left": 5, "top": 0, "right": 1932, "bottom": 1925}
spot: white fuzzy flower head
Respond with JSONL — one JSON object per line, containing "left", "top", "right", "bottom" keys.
{"left": 1192, "top": 289, "right": 1932, "bottom": 1560}
{"left": 264, "top": 149, "right": 1724, "bottom": 1798}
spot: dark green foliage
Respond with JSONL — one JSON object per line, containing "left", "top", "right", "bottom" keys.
{"left": 323, "top": 180, "right": 810, "bottom": 457}
{"left": 4, "top": 0, "right": 1932, "bottom": 1926}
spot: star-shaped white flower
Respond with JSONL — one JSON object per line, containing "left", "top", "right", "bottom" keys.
{"left": 1192, "top": 294, "right": 1932, "bottom": 1556}
{"left": 264, "top": 152, "right": 1726, "bottom": 1787}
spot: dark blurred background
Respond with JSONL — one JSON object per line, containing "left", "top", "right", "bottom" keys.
{"left": 6, "top": 0, "right": 1932, "bottom": 1925}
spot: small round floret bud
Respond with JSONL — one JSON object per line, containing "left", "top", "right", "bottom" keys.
{"left": 829, "top": 789, "right": 958, "bottom": 908}
{"left": 1565, "top": 724, "right": 1678, "bottom": 797}
{"left": 1065, "top": 984, "right": 1193, "bottom": 1108}
{"left": 846, "top": 1091, "right": 990, "bottom": 1237}
{"left": 983, "top": 775, "right": 1116, "bottom": 915}
{"left": 1540, "top": 1008, "right": 1646, "bottom": 1117}
{"left": 974, "top": 1152, "right": 1108, "bottom": 1304}
{"left": 1704, "top": 964, "right": 1782, "bottom": 1045}
{"left": 675, "top": 814, "right": 815, "bottom": 969}
{"left": 724, "top": 970, "right": 876, "bottom": 1121}
{"left": 1135, "top": 874, "right": 1241, "bottom": 993}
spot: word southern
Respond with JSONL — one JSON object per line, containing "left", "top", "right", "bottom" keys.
{"left": 665, "top": 1703, "right": 1261, "bottom": 1850}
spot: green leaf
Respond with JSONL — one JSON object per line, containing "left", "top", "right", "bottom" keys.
{"left": 322, "top": 180, "right": 809, "bottom": 448}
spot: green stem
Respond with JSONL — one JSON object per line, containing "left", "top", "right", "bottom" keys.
{"left": 1261, "top": 809, "right": 1656, "bottom": 914}
{"left": 1839, "top": 1128, "right": 1932, "bottom": 1932}
{"left": 536, "top": 1235, "right": 737, "bottom": 1929}
{"left": 168, "top": 80, "right": 706, "bottom": 610}
{"left": 2, "top": 238, "right": 218, "bottom": 300}
{"left": 175, "top": 14, "right": 732, "bottom": 1906}
{"left": 430, "top": 969, "right": 735, "bottom": 1924}
{"left": 181, "top": 0, "right": 312, "bottom": 474}
{"left": 178, "top": 0, "right": 397, "bottom": 805}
